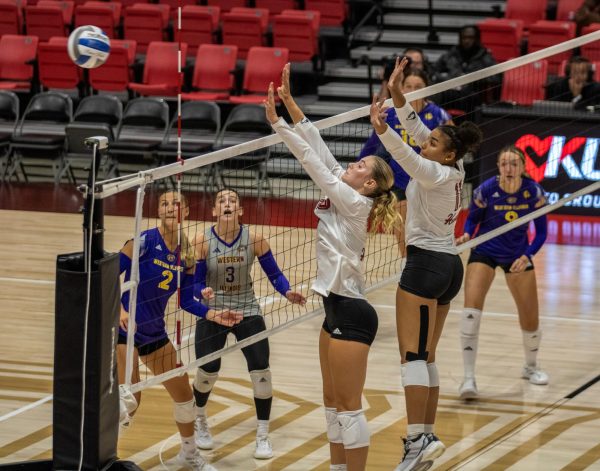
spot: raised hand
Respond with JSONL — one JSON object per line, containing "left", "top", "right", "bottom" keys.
{"left": 370, "top": 94, "right": 389, "bottom": 135}
{"left": 263, "top": 82, "right": 279, "bottom": 124}
{"left": 285, "top": 290, "right": 307, "bottom": 306}
{"left": 208, "top": 309, "right": 244, "bottom": 327}
{"left": 277, "top": 63, "right": 292, "bottom": 102}
{"left": 387, "top": 56, "right": 410, "bottom": 108}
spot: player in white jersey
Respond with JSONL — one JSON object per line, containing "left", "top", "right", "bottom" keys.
{"left": 265, "top": 64, "right": 401, "bottom": 471}
{"left": 191, "top": 188, "right": 306, "bottom": 460}
{"left": 371, "top": 57, "right": 483, "bottom": 471}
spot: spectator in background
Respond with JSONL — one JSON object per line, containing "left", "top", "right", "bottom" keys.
{"left": 575, "top": 0, "right": 600, "bottom": 35}
{"left": 433, "top": 25, "right": 499, "bottom": 114}
{"left": 546, "top": 56, "right": 600, "bottom": 109}
{"left": 378, "top": 47, "right": 435, "bottom": 100}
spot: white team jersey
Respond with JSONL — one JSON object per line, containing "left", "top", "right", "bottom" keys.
{"left": 379, "top": 102, "right": 464, "bottom": 254}
{"left": 272, "top": 117, "right": 372, "bottom": 299}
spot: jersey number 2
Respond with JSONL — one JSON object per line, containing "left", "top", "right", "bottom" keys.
{"left": 158, "top": 270, "right": 173, "bottom": 290}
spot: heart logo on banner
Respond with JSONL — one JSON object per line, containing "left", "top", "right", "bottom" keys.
{"left": 514, "top": 135, "right": 587, "bottom": 183}
{"left": 515, "top": 135, "right": 553, "bottom": 182}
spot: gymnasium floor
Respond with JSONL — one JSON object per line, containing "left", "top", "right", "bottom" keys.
{"left": 1, "top": 192, "right": 599, "bottom": 470}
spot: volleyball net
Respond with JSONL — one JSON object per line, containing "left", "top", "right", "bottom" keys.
{"left": 93, "top": 29, "right": 600, "bottom": 394}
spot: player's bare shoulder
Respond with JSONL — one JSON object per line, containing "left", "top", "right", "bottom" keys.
{"left": 192, "top": 231, "right": 209, "bottom": 259}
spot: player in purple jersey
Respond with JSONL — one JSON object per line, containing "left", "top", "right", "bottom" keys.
{"left": 117, "top": 191, "right": 242, "bottom": 471}
{"left": 266, "top": 64, "right": 400, "bottom": 471}
{"left": 360, "top": 68, "right": 452, "bottom": 260}
{"left": 456, "top": 146, "right": 549, "bottom": 400}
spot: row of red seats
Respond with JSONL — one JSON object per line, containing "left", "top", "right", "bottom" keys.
{"left": 0, "top": 34, "right": 288, "bottom": 103}
{"left": 500, "top": 58, "right": 600, "bottom": 106}
{"left": 0, "top": 1, "right": 322, "bottom": 58}
{"left": 504, "top": 0, "right": 583, "bottom": 28}
{"left": 479, "top": 18, "right": 600, "bottom": 72}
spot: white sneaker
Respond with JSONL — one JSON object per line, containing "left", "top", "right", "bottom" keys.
{"left": 195, "top": 415, "right": 214, "bottom": 450}
{"left": 522, "top": 365, "right": 549, "bottom": 385}
{"left": 459, "top": 377, "right": 479, "bottom": 400}
{"left": 254, "top": 436, "right": 273, "bottom": 459}
{"left": 394, "top": 434, "right": 432, "bottom": 471}
{"left": 423, "top": 433, "right": 446, "bottom": 461}
{"left": 176, "top": 449, "right": 217, "bottom": 471}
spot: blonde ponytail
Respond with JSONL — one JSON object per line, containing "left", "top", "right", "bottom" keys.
{"left": 367, "top": 156, "right": 403, "bottom": 235}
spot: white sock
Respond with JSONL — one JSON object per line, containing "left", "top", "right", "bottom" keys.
{"left": 407, "top": 423, "right": 425, "bottom": 439}
{"left": 522, "top": 329, "right": 541, "bottom": 367}
{"left": 330, "top": 465, "right": 347, "bottom": 471}
{"left": 197, "top": 405, "right": 206, "bottom": 417}
{"left": 424, "top": 424, "right": 434, "bottom": 434}
{"left": 460, "top": 308, "right": 482, "bottom": 378}
{"left": 181, "top": 435, "right": 196, "bottom": 455}
{"left": 257, "top": 419, "right": 269, "bottom": 439}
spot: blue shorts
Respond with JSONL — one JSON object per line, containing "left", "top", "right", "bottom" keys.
{"left": 468, "top": 250, "right": 534, "bottom": 274}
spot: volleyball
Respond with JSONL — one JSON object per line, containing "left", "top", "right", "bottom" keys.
{"left": 67, "top": 25, "right": 111, "bottom": 69}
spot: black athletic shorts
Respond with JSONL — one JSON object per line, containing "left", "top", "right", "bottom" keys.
{"left": 392, "top": 187, "right": 407, "bottom": 201}
{"left": 468, "top": 250, "right": 534, "bottom": 274}
{"left": 321, "top": 292, "right": 378, "bottom": 346}
{"left": 400, "top": 245, "right": 464, "bottom": 305}
{"left": 117, "top": 335, "right": 170, "bottom": 357}
{"left": 195, "top": 315, "right": 269, "bottom": 373}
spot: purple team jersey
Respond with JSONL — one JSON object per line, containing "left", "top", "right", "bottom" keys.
{"left": 465, "top": 176, "right": 548, "bottom": 263}
{"left": 359, "top": 102, "right": 451, "bottom": 190}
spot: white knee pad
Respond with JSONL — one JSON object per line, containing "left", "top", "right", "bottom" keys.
{"left": 427, "top": 363, "right": 439, "bottom": 388}
{"left": 338, "top": 410, "right": 370, "bottom": 449}
{"left": 173, "top": 398, "right": 196, "bottom": 424}
{"left": 401, "top": 360, "right": 429, "bottom": 388}
{"left": 250, "top": 368, "right": 272, "bottom": 399}
{"left": 193, "top": 369, "right": 218, "bottom": 393}
{"left": 119, "top": 384, "right": 138, "bottom": 426}
{"left": 461, "top": 308, "right": 482, "bottom": 337}
{"left": 325, "top": 407, "right": 342, "bottom": 444}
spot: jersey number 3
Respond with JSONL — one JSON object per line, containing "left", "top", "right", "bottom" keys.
{"left": 225, "top": 266, "right": 235, "bottom": 282}
{"left": 158, "top": 270, "right": 173, "bottom": 290}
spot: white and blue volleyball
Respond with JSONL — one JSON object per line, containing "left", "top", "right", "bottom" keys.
{"left": 67, "top": 25, "right": 111, "bottom": 69}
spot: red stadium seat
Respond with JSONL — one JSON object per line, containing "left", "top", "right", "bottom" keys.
{"left": 528, "top": 20, "right": 576, "bottom": 74}
{"left": 304, "top": 0, "right": 347, "bottom": 26}
{"left": 255, "top": 0, "right": 297, "bottom": 19}
{"left": 505, "top": 0, "right": 547, "bottom": 28}
{"left": 230, "top": 7, "right": 269, "bottom": 29}
{"left": 556, "top": 0, "right": 582, "bottom": 20}
{"left": 281, "top": 8, "right": 321, "bottom": 33}
{"left": 479, "top": 18, "right": 523, "bottom": 63}
{"left": 581, "top": 24, "right": 600, "bottom": 61}
{"left": 0, "top": 34, "right": 38, "bottom": 91}
{"left": 273, "top": 13, "right": 318, "bottom": 62}
{"left": 25, "top": 4, "right": 69, "bottom": 40}
{"left": 0, "top": 0, "right": 23, "bottom": 35}
{"left": 500, "top": 60, "right": 548, "bottom": 105}
{"left": 206, "top": 0, "right": 246, "bottom": 12}
{"left": 124, "top": 3, "right": 169, "bottom": 53}
{"left": 84, "top": 0, "right": 121, "bottom": 22}
{"left": 37, "top": 41, "right": 82, "bottom": 91}
{"left": 222, "top": 9, "right": 268, "bottom": 59}
{"left": 89, "top": 39, "right": 136, "bottom": 93}
{"left": 230, "top": 46, "right": 289, "bottom": 104}
{"left": 129, "top": 41, "right": 186, "bottom": 97}
{"left": 181, "top": 44, "right": 238, "bottom": 101}
{"left": 37, "top": 0, "right": 74, "bottom": 24}
{"left": 157, "top": 0, "right": 194, "bottom": 16}
{"left": 179, "top": 5, "right": 219, "bottom": 55}
{"left": 75, "top": 2, "right": 120, "bottom": 38}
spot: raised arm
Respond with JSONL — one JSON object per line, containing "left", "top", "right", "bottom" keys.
{"left": 370, "top": 96, "right": 452, "bottom": 187}
{"left": 387, "top": 57, "right": 431, "bottom": 147}
{"left": 276, "top": 66, "right": 343, "bottom": 177}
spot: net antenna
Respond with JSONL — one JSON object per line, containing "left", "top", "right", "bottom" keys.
{"left": 109, "top": 28, "right": 600, "bottom": 393}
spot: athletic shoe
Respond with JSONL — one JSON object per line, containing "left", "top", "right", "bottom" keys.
{"left": 176, "top": 449, "right": 217, "bottom": 471}
{"left": 195, "top": 415, "right": 214, "bottom": 450}
{"left": 423, "top": 433, "right": 446, "bottom": 461}
{"left": 459, "top": 377, "right": 479, "bottom": 400}
{"left": 254, "top": 436, "right": 273, "bottom": 459}
{"left": 522, "top": 365, "right": 549, "bottom": 385}
{"left": 394, "top": 434, "right": 431, "bottom": 471}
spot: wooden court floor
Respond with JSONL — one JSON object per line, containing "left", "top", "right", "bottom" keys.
{"left": 1, "top": 209, "right": 599, "bottom": 470}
